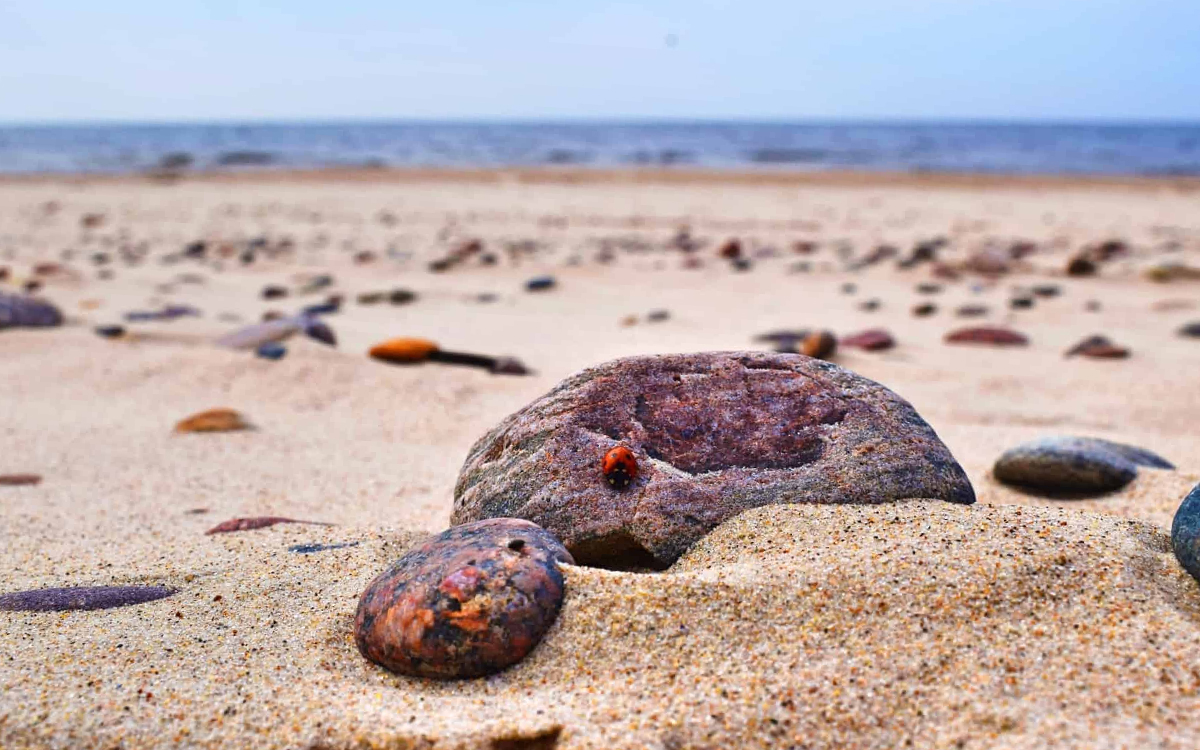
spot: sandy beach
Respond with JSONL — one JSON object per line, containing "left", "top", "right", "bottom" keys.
{"left": 2, "top": 168, "right": 1200, "bottom": 749}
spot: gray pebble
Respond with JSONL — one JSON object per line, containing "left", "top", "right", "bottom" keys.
{"left": 1171, "top": 483, "right": 1200, "bottom": 584}
{"left": 993, "top": 436, "right": 1172, "bottom": 495}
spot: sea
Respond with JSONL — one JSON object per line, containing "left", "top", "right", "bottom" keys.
{"left": 0, "top": 120, "right": 1198, "bottom": 176}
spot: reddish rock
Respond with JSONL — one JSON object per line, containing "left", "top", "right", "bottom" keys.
{"left": 912, "top": 302, "right": 938, "bottom": 317}
{"left": 717, "top": 239, "right": 742, "bottom": 260}
{"left": 0, "top": 473, "right": 42, "bottom": 486}
{"left": 841, "top": 329, "right": 895, "bottom": 351}
{"left": 453, "top": 352, "right": 974, "bottom": 569}
{"left": 1065, "top": 335, "right": 1130, "bottom": 359}
{"left": 355, "top": 518, "right": 572, "bottom": 679}
{"left": 944, "top": 327, "right": 1029, "bottom": 346}
{"left": 1066, "top": 255, "right": 1097, "bottom": 277}
{"left": 205, "top": 516, "right": 331, "bottom": 534}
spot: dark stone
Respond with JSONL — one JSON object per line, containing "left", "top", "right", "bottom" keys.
{"left": 261, "top": 285, "right": 289, "bottom": 300}
{"left": 525, "top": 276, "right": 557, "bottom": 292}
{"left": 840, "top": 283, "right": 857, "bottom": 295}
{"left": 355, "top": 518, "right": 573, "bottom": 679}
{"left": 302, "top": 318, "right": 337, "bottom": 347}
{"left": 841, "top": 329, "right": 895, "bottom": 351}
{"left": 288, "top": 542, "right": 359, "bottom": 554}
{"left": 859, "top": 299, "right": 881, "bottom": 312}
{"left": 0, "top": 585, "right": 176, "bottom": 612}
{"left": 1066, "top": 255, "right": 1096, "bottom": 277}
{"left": 256, "top": 342, "right": 287, "bottom": 360}
{"left": 94, "top": 325, "right": 126, "bottom": 339}
{"left": 1179, "top": 322, "right": 1200, "bottom": 338}
{"left": 916, "top": 283, "right": 942, "bottom": 295}
{"left": 389, "top": 289, "right": 418, "bottom": 305}
{"left": 453, "top": 352, "right": 974, "bottom": 569}
{"left": 1032, "top": 284, "right": 1061, "bottom": 298}
{"left": 731, "top": 258, "right": 753, "bottom": 272}
{"left": 717, "top": 239, "right": 742, "bottom": 260}
{"left": 945, "top": 327, "right": 1028, "bottom": 346}
{"left": 1010, "top": 296, "right": 1035, "bottom": 310}
{"left": 956, "top": 304, "right": 989, "bottom": 318}
{"left": 301, "top": 296, "right": 341, "bottom": 317}
{"left": 0, "top": 293, "right": 63, "bottom": 330}
{"left": 1171, "top": 484, "right": 1200, "bottom": 584}
{"left": 646, "top": 309, "right": 671, "bottom": 323}
{"left": 993, "top": 436, "right": 1171, "bottom": 496}
{"left": 1065, "top": 335, "right": 1129, "bottom": 359}
{"left": 912, "top": 302, "right": 937, "bottom": 317}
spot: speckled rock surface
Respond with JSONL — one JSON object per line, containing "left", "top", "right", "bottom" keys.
{"left": 453, "top": 351, "right": 974, "bottom": 568}
{"left": 355, "top": 518, "right": 573, "bottom": 680}
{"left": 1173, "top": 484, "right": 1200, "bottom": 585}
{"left": 993, "top": 436, "right": 1173, "bottom": 496}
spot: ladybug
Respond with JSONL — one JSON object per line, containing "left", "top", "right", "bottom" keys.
{"left": 601, "top": 446, "right": 638, "bottom": 490}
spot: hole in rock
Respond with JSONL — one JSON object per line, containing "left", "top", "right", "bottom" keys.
{"left": 507, "top": 539, "right": 526, "bottom": 552}
{"left": 569, "top": 531, "right": 668, "bottom": 572}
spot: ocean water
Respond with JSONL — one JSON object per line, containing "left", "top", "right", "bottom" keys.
{"left": 0, "top": 120, "right": 1198, "bottom": 176}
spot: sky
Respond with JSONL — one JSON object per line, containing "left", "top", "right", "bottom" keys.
{"left": 1, "top": 0, "right": 1198, "bottom": 123}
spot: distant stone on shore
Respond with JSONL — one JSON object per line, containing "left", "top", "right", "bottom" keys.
{"left": 0, "top": 292, "right": 63, "bottom": 330}
{"left": 453, "top": 352, "right": 974, "bottom": 569}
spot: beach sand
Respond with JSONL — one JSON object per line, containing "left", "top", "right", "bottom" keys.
{"left": 2, "top": 169, "right": 1199, "bottom": 748}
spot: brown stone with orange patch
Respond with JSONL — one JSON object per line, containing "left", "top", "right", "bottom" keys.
{"left": 354, "top": 518, "right": 573, "bottom": 680}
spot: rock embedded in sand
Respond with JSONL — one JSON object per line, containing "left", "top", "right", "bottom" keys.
{"left": 993, "top": 436, "right": 1172, "bottom": 495}
{"left": 355, "top": 518, "right": 573, "bottom": 679}
{"left": 1066, "top": 335, "right": 1130, "bottom": 359}
{"left": 0, "top": 585, "right": 175, "bottom": 612}
{"left": 0, "top": 292, "right": 63, "bottom": 330}
{"left": 206, "top": 516, "right": 331, "bottom": 534}
{"left": 175, "top": 408, "right": 251, "bottom": 434}
{"left": 842, "top": 328, "right": 895, "bottom": 351}
{"left": 525, "top": 276, "right": 556, "bottom": 292}
{"left": 453, "top": 352, "right": 974, "bottom": 568}
{"left": 945, "top": 326, "right": 1029, "bottom": 346}
{"left": 1171, "top": 484, "right": 1200, "bottom": 584}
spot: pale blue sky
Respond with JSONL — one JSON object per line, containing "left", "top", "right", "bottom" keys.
{"left": 1, "top": 1, "right": 1197, "bottom": 123}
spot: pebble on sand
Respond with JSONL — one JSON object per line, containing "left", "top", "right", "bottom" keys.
{"left": 1171, "top": 483, "right": 1200, "bottom": 585}
{"left": 993, "top": 436, "right": 1172, "bottom": 495}
{"left": 1065, "top": 335, "right": 1130, "bottom": 359}
{"left": 256, "top": 342, "right": 287, "bottom": 360}
{"left": 912, "top": 302, "right": 937, "bottom": 317}
{"left": 841, "top": 328, "right": 896, "bottom": 351}
{"left": 525, "top": 276, "right": 557, "bottom": 292}
{"left": 944, "top": 327, "right": 1029, "bottom": 346}
{"left": 174, "top": 408, "right": 252, "bottom": 434}
{"left": 0, "top": 292, "right": 63, "bottom": 329}
{"left": 0, "top": 473, "right": 42, "bottom": 486}
{"left": 369, "top": 337, "right": 440, "bottom": 364}
{"left": 0, "top": 585, "right": 175, "bottom": 612}
{"left": 799, "top": 330, "right": 837, "bottom": 360}
{"left": 94, "top": 325, "right": 126, "bottom": 339}
{"left": 205, "top": 516, "right": 332, "bottom": 534}
{"left": 1179, "top": 322, "right": 1200, "bottom": 338}
{"left": 355, "top": 518, "right": 573, "bottom": 679}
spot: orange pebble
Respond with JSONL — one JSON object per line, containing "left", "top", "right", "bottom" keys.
{"left": 174, "top": 408, "right": 251, "bottom": 434}
{"left": 369, "top": 337, "right": 439, "bottom": 364}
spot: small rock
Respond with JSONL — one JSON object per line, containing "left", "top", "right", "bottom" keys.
{"left": 206, "top": 516, "right": 331, "bottom": 534}
{"left": 175, "top": 408, "right": 251, "bottom": 434}
{"left": 841, "top": 329, "right": 895, "bottom": 351}
{"left": 1180, "top": 322, "right": 1200, "bottom": 338}
{"left": 1010, "top": 296, "right": 1034, "bottom": 310}
{"left": 916, "top": 283, "right": 942, "bottom": 295}
{"left": 490, "top": 356, "right": 532, "bottom": 376}
{"left": 731, "top": 258, "right": 753, "bottom": 272}
{"left": 301, "top": 296, "right": 341, "bottom": 317}
{"left": 0, "top": 292, "right": 63, "bottom": 330}
{"left": 646, "top": 309, "right": 670, "bottom": 323}
{"left": 389, "top": 289, "right": 418, "bottom": 305}
{"left": 288, "top": 542, "right": 359, "bottom": 554}
{"left": 94, "top": 325, "right": 126, "bottom": 339}
{"left": 525, "top": 276, "right": 556, "bottom": 292}
{"left": 1085, "top": 300, "right": 1102, "bottom": 312}
{"left": 0, "top": 473, "right": 42, "bottom": 486}
{"left": 858, "top": 299, "right": 881, "bottom": 312}
{"left": 800, "top": 330, "right": 837, "bottom": 360}
{"left": 994, "top": 436, "right": 1171, "bottom": 495}
{"left": 944, "top": 327, "right": 1028, "bottom": 346}
{"left": 1171, "top": 484, "right": 1200, "bottom": 584}
{"left": 912, "top": 302, "right": 937, "bottom": 317}
{"left": 256, "top": 342, "right": 287, "bottom": 360}
{"left": 1144, "top": 262, "right": 1200, "bottom": 283}
{"left": 356, "top": 291, "right": 386, "bottom": 305}
{"left": 1066, "top": 255, "right": 1097, "bottom": 277}
{"left": 301, "top": 317, "right": 337, "bottom": 347}
{"left": 0, "top": 585, "right": 175, "bottom": 612}
{"left": 370, "top": 337, "right": 438, "bottom": 364}
{"left": 355, "top": 518, "right": 573, "bottom": 679}
{"left": 1032, "top": 284, "right": 1061, "bottom": 298}
{"left": 215, "top": 317, "right": 301, "bottom": 350}
{"left": 956, "top": 304, "right": 989, "bottom": 318}
{"left": 1065, "top": 335, "right": 1130, "bottom": 359}
{"left": 261, "top": 285, "right": 288, "bottom": 299}
{"left": 840, "top": 283, "right": 857, "bottom": 295}
{"left": 717, "top": 239, "right": 742, "bottom": 260}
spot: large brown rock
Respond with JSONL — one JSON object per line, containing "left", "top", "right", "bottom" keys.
{"left": 452, "top": 352, "right": 974, "bottom": 569}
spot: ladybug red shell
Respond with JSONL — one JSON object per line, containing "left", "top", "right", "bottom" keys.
{"left": 601, "top": 446, "right": 638, "bottom": 490}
